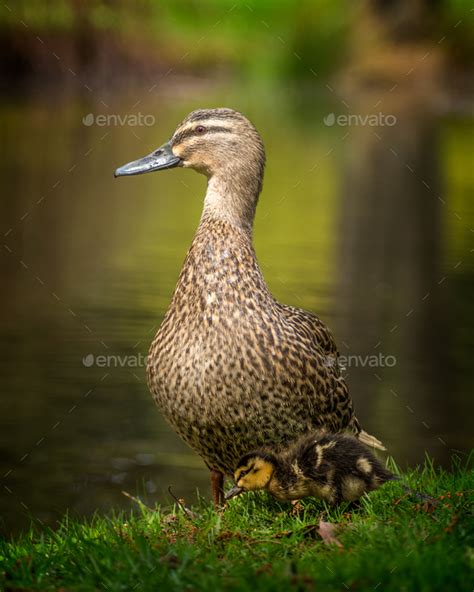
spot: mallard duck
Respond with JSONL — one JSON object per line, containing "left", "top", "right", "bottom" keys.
{"left": 114, "top": 108, "right": 385, "bottom": 505}
{"left": 225, "top": 431, "right": 396, "bottom": 504}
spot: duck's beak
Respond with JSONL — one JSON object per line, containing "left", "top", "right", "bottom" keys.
{"left": 224, "top": 485, "right": 244, "bottom": 501}
{"left": 114, "top": 141, "right": 181, "bottom": 177}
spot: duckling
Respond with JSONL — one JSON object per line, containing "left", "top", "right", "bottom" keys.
{"left": 114, "top": 108, "right": 385, "bottom": 506}
{"left": 225, "top": 432, "right": 397, "bottom": 505}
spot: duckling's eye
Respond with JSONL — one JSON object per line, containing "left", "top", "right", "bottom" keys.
{"left": 196, "top": 125, "right": 206, "bottom": 134}
{"left": 237, "top": 468, "right": 252, "bottom": 481}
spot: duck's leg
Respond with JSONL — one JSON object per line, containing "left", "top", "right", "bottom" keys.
{"left": 210, "top": 469, "right": 225, "bottom": 507}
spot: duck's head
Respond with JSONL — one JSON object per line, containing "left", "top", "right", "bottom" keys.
{"left": 114, "top": 107, "right": 265, "bottom": 185}
{"left": 225, "top": 451, "right": 277, "bottom": 500}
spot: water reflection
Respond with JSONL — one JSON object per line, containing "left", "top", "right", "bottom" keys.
{"left": 335, "top": 95, "right": 453, "bottom": 461}
{"left": 0, "top": 88, "right": 472, "bottom": 535}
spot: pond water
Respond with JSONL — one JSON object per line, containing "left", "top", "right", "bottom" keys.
{"left": 1, "top": 84, "right": 473, "bottom": 535}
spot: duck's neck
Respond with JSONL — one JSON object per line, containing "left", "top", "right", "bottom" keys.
{"left": 201, "top": 171, "right": 261, "bottom": 238}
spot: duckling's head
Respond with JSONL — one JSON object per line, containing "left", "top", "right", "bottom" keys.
{"left": 115, "top": 108, "right": 266, "bottom": 230}
{"left": 225, "top": 451, "right": 277, "bottom": 500}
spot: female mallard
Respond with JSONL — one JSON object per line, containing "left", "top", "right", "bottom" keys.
{"left": 225, "top": 431, "right": 396, "bottom": 504}
{"left": 115, "top": 108, "right": 384, "bottom": 505}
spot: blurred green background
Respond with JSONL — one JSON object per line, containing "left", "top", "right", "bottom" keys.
{"left": 0, "top": 0, "right": 473, "bottom": 535}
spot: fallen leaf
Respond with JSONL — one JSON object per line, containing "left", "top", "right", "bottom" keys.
{"left": 414, "top": 499, "right": 438, "bottom": 514}
{"left": 316, "top": 520, "right": 343, "bottom": 548}
{"left": 290, "top": 501, "right": 304, "bottom": 515}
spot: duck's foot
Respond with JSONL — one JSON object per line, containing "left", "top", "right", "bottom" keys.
{"left": 210, "top": 469, "right": 225, "bottom": 508}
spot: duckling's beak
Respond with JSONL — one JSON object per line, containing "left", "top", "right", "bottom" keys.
{"left": 224, "top": 485, "right": 244, "bottom": 501}
{"left": 114, "top": 141, "right": 181, "bottom": 177}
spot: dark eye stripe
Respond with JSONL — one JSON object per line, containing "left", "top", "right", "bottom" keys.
{"left": 237, "top": 467, "right": 251, "bottom": 481}
{"left": 172, "top": 125, "right": 231, "bottom": 145}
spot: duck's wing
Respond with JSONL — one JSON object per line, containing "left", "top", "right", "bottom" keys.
{"left": 277, "top": 303, "right": 341, "bottom": 366}
{"left": 276, "top": 304, "right": 386, "bottom": 450}
{"left": 275, "top": 303, "right": 354, "bottom": 429}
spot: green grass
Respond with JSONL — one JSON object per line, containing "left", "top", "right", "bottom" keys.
{"left": 1, "top": 457, "right": 473, "bottom": 592}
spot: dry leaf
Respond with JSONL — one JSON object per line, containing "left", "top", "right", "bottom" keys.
{"left": 316, "top": 520, "right": 343, "bottom": 548}
{"left": 290, "top": 501, "right": 304, "bottom": 515}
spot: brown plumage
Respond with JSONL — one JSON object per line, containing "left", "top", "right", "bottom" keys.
{"left": 114, "top": 108, "right": 385, "bottom": 505}
{"left": 226, "top": 432, "right": 396, "bottom": 504}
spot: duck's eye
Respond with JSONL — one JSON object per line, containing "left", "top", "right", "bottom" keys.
{"left": 196, "top": 125, "right": 206, "bottom": 134}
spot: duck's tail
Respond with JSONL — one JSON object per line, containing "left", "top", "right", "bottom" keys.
{"left": 357, "top": 429, "right": 387, "bottom": 451}
{"left": 348, "top": 416, "right": 387, "bottom": 451}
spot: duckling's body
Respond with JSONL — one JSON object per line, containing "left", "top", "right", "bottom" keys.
{"left": 228, "top": 432, "right": 396, "bottom": 504}
{"left": 115, "top": 108, "right": 384, "bottom": 504}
